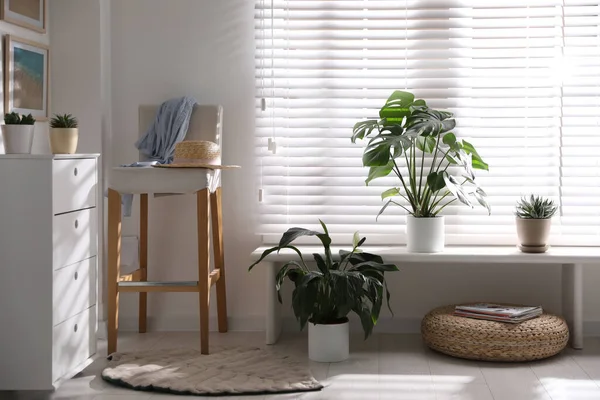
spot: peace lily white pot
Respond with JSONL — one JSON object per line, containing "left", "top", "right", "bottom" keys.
{"left": 1, "top": 125, "right": 34, "bottom": 154}
{"left": 50, "top": 128, "right": 79, "bottom": 154}
{"left": 406, "top": 215, "right": 445, "bottom": 253}
{"left": 308, "top": 319, "right": 349, "bottom": 363}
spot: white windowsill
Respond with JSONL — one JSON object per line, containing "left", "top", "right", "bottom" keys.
{"left": 251, "top": 245, "right": 600, "bottom": 264}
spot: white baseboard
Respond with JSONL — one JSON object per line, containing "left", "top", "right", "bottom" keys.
{"left": 95, "top": 316, "right": 600, "bottom": 336}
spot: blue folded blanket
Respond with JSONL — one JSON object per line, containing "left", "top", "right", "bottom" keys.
{"left": 116, "top": 96, "right": 198, "bottom": 216}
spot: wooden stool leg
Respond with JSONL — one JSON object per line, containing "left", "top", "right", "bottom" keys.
{"left": 139, "top": 194, "right": 148, "bottom": 333}
{"left": 197, "top": 188, "right": 211, "bottom": 354}
{"left": 107, "top": 189, "right": 122, "bottom": 355}
{"left": 211, "top": 187, "right": 228, "bottom": 333}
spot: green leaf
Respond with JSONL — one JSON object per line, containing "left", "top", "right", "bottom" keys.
{"left": 475, "top": 191, "right": 491, "bottom": 215}
{"left": 353, "top": 303, "right": 375, "bottom": 340}
{"left": 352, "top": 120, "right": 379, "bottom": 143}
{"left": 416, "top": 136, "right": 436, "bottom": 153}
{"left": 347, "top": 251, "right": 385, "bottom": 266}
{"left": 313, "top": 253, "right": 328, "bottom": 275}
{"left": 379, "top": 91, "right": 415, "bottom": 121}
{"left": 279, "top": 227, "right": 320, "bottom": 247}
{"left": 462, "top": 140, "right": 489, "bottom": 171}
{"left": 376, "top": 199, "right": 393, "bottom": 220}
{"left": 275, "top": 261, "right": 305, "bottom": 303}
{"left": 442, "top": 132, "right": 457, "bottom": 147}
{"left": 381, "top": 187, "right": 400, "bottom": 200}
{"left": 385, "top": 90, "right": 415, "bottom": 106}
{"left": 440, "top": 119, "right": 456, "bottom": 133}
{"left": 446, "top": 152, "right": 460, "bottom": 165}
{"left": 426, "top": 172, "right": 446, "bottom": 193}
{"left": 443, "top": 173, "right": 473, "bottom": 207}
{"left": 319, "top": 219, "right": 329, "bottom": 235}
{"left": 248, "top": 247, "right": 280, "bottom": 271}
{"left": 362, "top": 142, "right": 391, "bottom": 166}
{"left": 292, "top": 273, "right": 322, "bottom": 330}
{"left": 339, "top": 249, "right": 352, "bottom": 264}
{"left": 351, "top": 261, "right": 399, "bottom": 272}
{"left": 365, "top": 161, "right": 393, "bottom": 185}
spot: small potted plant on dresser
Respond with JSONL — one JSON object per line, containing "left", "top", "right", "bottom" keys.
{"left": 49, "top": 113, "right": 79, "bottom": 154}
{"left": 249, "top": 220, "right": 399, "bottom": 363}
{"left": 1, "top": 112, "right": 35, "bottom": 154}
{"left": 352, "top": 90, "right": 490, "bottom": 253}
{"left": 515, "top": 195, "right": 558, "bottom": 253}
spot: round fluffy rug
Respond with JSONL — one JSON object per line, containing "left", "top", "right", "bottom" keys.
{"left": 102, "top": 346, "right": 323, "bottom": 396}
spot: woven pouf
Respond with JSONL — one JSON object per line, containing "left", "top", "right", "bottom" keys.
{"left": 421, "top": 305, "right": 569, "bottom": 362}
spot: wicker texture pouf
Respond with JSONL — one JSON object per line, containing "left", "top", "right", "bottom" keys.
{"left": 421, "top": 305, "right": 569, "bottom": 362}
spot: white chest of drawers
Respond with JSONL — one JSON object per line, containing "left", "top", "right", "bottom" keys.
{"left": 0, "top": 154, "right": 100, "bottom": 390}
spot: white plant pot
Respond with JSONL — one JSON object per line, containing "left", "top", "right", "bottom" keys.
{"left": 308, "top": 319, "right": 349, "bottom": 363}
{"left": 406, "top": 215, "right": 445, "bottom": 253}
{"left": 1, "top": 125, "right": 34, "bottom": 154}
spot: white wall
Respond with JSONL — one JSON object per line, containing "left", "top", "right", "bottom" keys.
{"left": 0, "top": 6, "right": 50, "bottom": 154}
{"left": 110, "top": 0, "right": 263, "bottom": 330}
{"left": 49, "top": 0, "right": 103, "bottom": 154}
{"left": 50, "top": 0, "right": 600, "bottom": 334}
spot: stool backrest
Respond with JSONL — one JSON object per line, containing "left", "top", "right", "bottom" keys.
{"left": 138, "top": 104, "right": 223, "bottom": 162}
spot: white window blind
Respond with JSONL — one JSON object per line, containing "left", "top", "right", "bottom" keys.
{"left": 255, "top": 0, "right": 600, "bottom": 245}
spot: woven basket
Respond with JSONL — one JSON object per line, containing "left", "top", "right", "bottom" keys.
{"left": 421, "top": 305, "right": 569, "bottom": 362}
{"left": 174, "top": 140, "right": 220, "bottom": 160}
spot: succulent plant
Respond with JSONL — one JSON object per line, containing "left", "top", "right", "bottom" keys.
{"left": 515, "top": 195, "right": 558, "bottom": 219}
{"left": 4, "top": 112, "right": 35, "bottom": 125}
{"left": 20, "top": 114, "right": 35, "bottom": 125}
{"left": 50, "top": 113, "right": 78, "bottom": 128}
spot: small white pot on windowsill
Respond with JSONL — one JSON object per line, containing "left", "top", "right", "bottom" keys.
{"left": 406, "top": 215, "right": 445, "bottom": 253}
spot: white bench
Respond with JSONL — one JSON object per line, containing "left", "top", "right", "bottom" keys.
{"left": 250, "top": 245, "right": 600, "bottom": 349}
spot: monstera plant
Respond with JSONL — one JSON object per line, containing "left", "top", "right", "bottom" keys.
{"left": 351, "top": 90, "right": 490, "bottom": 252}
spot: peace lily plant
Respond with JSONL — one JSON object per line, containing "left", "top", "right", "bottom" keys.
{"left": 249, "top": 220, "right": 399, "bottom": 362}
{"left": 352, "top": 90, "right": 490, "bottom": 252}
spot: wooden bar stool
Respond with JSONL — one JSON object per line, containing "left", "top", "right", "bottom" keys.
{"left": 107, "top": 105, "right": 228, "bottom": 355}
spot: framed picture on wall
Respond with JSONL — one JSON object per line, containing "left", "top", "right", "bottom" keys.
{"left": 1, "top": 0, "right": 46, "bottom": 33}
{"left": 4, "top": 35, "right": 49, "bottom": 120}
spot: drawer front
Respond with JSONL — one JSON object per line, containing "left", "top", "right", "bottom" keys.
{"left": 53, "top": 257, "right": 97, "bottom": 325}
{"left": 53, "top": 208, "right": 97, "bottom": 270}
{"left": 52, "top": 306, "right": 96, "bottom": 383}
{"left": 53, "top": 158, "right": 97, "bottom": 215}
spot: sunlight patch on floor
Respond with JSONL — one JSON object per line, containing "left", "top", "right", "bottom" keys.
{"left": 540, "top": 377, "right": 600, "bottom": 400}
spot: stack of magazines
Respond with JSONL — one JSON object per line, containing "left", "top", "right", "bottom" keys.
{"left": 454, "top": 303, "right": 543, "bottom": 323}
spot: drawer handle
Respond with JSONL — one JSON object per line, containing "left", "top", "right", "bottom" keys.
{"left": 74, "top": 167, "right": 78, "bottom": 176}
{"left": 74, "top": 219, "right": 79, "bottom": 229}
{"left": 74, "top": 324, "right": 78, "bottom": 333}
{"left": 74, "top": 271, "right": 78, "bottom": 281}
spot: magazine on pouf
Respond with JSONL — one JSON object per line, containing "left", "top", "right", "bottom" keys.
{"left": 454, "top": 303, "right": 542, "bottom": 323}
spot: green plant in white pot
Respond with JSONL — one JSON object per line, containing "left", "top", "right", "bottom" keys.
{"left": 249, "top": 220, "right": 399, "bottom": 363}
{"left": 50, "top": 113, "right": 79, "bottom": 154}
{"left": 2, "top": 112, "right": 36, "bottom": 154}
{"left": 352, "top": 90, "right": 490, "bottom": 253}
{"left": 515, "top": 195, "right": 557, "bottom": 253}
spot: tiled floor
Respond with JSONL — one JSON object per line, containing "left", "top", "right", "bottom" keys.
{"left": 8, "top": 332, "right": 600, "bottom": 400}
